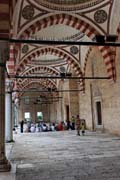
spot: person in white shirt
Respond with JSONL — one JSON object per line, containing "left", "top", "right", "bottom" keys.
{"left": 30, "top": 123, "right": 35, "bottom": 133}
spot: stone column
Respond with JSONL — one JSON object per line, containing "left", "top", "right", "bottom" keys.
{"left": 14, "top": 98, "right": 19, "bottom": 127}
{"left": 5, "top": 79, "right": 13, "bottom": 142}
{"left": 56, "top": 94, "right": 63, "bottom": 122}
{"left": 60, "top": 91, "right": 64, "bottom": 122}
{"left": 0, "top": 41, "right": 11, "bottom": 171}
{"left": 14, "top": 105, "right": 19, "bottom": 127}
{"left": 12, "top": 103, "right": 15, "bottom": 128}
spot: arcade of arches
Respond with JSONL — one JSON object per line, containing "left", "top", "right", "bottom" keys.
{"left": 0, "top": 0, "right": 120, "bottom": 172}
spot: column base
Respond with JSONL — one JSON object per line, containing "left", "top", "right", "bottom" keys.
{"left": 6, "top": 140, "right": 14, "bottom": 143}
{"left": 0, "top": 157, "right": 11, "bottom": 172}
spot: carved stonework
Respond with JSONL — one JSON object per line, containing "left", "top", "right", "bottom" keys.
{"left": 22, "top": 5, "right": 35, "bottom": 20}
{"left": 94, "top": 10, "right": 107, "bottom": 24}
{"left": 0, "top": 158, "right": 11, "bottom": 172}
{"left": 22, "top": 45, "right": 29, "bottom": 54}
{"left": 35, "top": 0, "right": 103, "bottom": 11}
{"left": 5, "top": 80, "right": 14, "bottom": 92}
{"left": 70, "top": 46, "right": 79, "bottom": 55}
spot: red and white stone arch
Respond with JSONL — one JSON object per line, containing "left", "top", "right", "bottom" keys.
{"left": 16, "top": 46, "right": 85, "bottom": 91}
{"left": 98, "top": 46, "right": 116, "bottom": 81}
{"left": 7, "top": 12, "right": 116, "bottom": 94}
{"left": 18, "top": 80, "right": 58, "bottom": 98}
{"left": 16, "top": 46, "right": 83, "bottom": 76}
{"left": 82, "top": 45, "right": 116, "bottom": 92}
{"left": 19, "top": 66, "right": 60, "bottom": 77}
{"left": 15, "top": 13, "right": 116, "bottom": 83}
{"left": 18, "top": 14, "right": 97, "bottom": 40}
{"left": 17, "top": 78, "right": 57, "bottom": 92}
{"left": 83, "top": 47, "right": 93, "bottom": 75}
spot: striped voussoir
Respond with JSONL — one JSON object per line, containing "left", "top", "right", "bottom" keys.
{"left": 18, "top": 79, "right": 56, "bottom": 92}
{"left": 21, "top": 66, "right": 59, "bottom": 77}
{"left": 21, "top": 14, "right": 97, "bottom": 40}
{"left": 17, "top": 13, "right": 116, "bottom": 92}
{"left": 19, "top": 13, "right": 116, "bottom": 90}
{"left": 6, "top": 44, "right": 15, "bottom": 75}
{"left": 98, "top": 46, "right": 116, "bottom": 81}
{"left": 1, "top": 0, "right": 18, "bottom": 74}
{"left": 17, "top": 47, "right": 83, "bottom": 77}
{"left": 81, "top": 45, "right": 116, "bottom": 93}
{"left": 82, "top": 47, "right": 92, "bottom": 93}
{"left": 67, "top": 59, "right": 85, "bottom": 92}
{"left": 83, "top": 47, "right": 92, "bottom": 74}
{"left": 6, "top": 28, "right": 16, "bottom": 75}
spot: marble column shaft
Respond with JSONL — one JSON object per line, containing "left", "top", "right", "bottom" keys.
{"left": 5, "top": 86, "right": 13, "bottom": 142}
{"left": 0, "top": 41, "right": 11, "bottom": 172}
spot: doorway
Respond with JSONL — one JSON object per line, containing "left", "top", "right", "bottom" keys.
{"left": 96, "top": 101, "right": 102, "bottom": 126}
{"left": 66, "top": 105, "right": 69, "bottom": 122}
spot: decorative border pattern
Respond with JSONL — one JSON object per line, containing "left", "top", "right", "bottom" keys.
{"left": 16, "top": 47, "right": 83, "bottom": 78}
{"left": 18, "top": 13, "right": 116, "bottom": 84}
{"left": 20, "top": 14, "right": 97, "bottom": 40}
{"left": 17, "top": 79, "right": 57, "bottom": 93}
{"left": 34, "top": 0, "right": 104, "bottom": 11}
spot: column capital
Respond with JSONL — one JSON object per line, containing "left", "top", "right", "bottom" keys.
{"left": 0, "top": 157, "right": 11, "bottom": 172}
{"left": 5, "top": 79, "right": 14, "bottom": 93}
{"left": 15, "top": 97, "right": 20, "bottom": 106}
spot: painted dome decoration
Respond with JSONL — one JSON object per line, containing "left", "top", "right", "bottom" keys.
{"left": 22, "top": 5, "right": 35, "bottom": 20}
{"left": 94, "top": 10, "right": 107, "bottom": 24}
{"left": 22, "top": 45, "right": 29, "bottom": 54}
{"left": 70, "top": 46, "right": 79, "bottom": 55}
{"left": 34, "top": 0, "right": 104, "bottom": 11}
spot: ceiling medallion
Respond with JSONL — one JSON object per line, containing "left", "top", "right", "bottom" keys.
{"left": 94, "top": 10, "right": 107, "bottom": 24}
{"left": 70, "top": 46, "right": 79, "bottom": 55}
{"left": 22, "top": 45, "right": 29, "bottom": 54}
{"left": 22, "top": 5, "right": 35, "bottom": 20}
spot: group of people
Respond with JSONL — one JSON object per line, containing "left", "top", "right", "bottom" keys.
{"left": 19, "top": 115, "right": 86, "bottom": 136}
{"left": 20, "top": 121, "right": 56, "bottom": 133}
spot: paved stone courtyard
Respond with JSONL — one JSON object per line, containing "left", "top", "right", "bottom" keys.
{"left": 6, "top": 131, "right": 120, "bottom": 180}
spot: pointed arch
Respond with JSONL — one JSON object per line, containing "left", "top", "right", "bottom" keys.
{"left": 15, "top": 13, "right": 116, "bottom": 84}
{"left": 18, "top": 66, "right": 60, "bottom": 76}
{"left": 16, "top": 46, "right": 85, "bottom": 91}
{"left": 18, "top": 14, "right": 97, "bottom": 40}
{"left": 17, "top": 79, "right": 57, "bottom": 91}
{"left": 17, "top": 80, "right": 58, "bottom": 98}
{"left": 16, "top": 46, "right": 84, "bottom": 78}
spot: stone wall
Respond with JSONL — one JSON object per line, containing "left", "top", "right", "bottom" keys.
{"left": 79, "top": 45, "right": 120, "bottom": 135}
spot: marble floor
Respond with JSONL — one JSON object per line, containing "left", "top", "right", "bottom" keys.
{"left": 1, "top": 130, "right": 120, "bottom": 180}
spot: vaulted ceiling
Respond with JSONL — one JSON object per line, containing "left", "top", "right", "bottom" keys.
{"left": 1, "top": 0, "right": 119, "bottom": 99}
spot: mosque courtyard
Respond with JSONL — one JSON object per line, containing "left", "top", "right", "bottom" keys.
{"left": 1, "top": 130, "right": 120, "bottom": 180}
